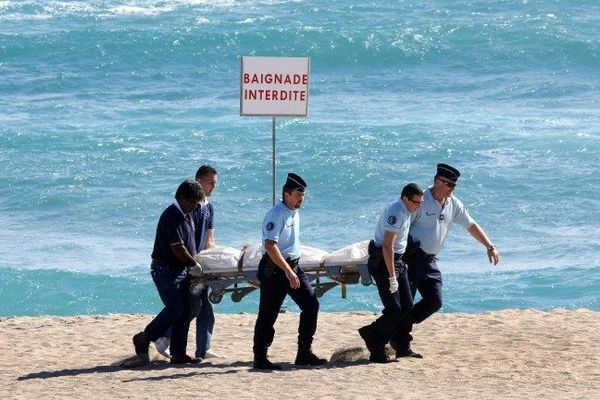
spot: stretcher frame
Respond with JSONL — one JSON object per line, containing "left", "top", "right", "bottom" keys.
{"left": 189, "top": 260, "right": 373, "bottom": 304}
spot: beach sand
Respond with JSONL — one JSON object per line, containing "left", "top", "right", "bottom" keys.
{"left": 1, "top": 309, "right": 598, "bottom": 399}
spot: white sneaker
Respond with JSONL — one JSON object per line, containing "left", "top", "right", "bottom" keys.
{"left": 203, "top": 349, "right": 225, "bottom": 359}
{"left": 154, "top": 336, "right": 171, "bottom": 358}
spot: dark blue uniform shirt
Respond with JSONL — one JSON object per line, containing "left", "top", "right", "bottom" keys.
{"left": 192, "top": 201, "right": 214, "bottom": 252}
{"left": 151, "top": 203, "right": 196, "bottom": 273}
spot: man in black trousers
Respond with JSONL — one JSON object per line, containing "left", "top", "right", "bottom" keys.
{"left": 252, "top": 173, "right": 327, "bottom": 370}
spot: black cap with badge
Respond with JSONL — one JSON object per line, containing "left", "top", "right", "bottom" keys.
{"left": 283, "top": 173, "right": 307, "bottom": 191}
{"left": 436, "top": 163, "right": 460, "bottom": 183}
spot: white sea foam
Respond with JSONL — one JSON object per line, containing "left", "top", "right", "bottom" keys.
{"left": 107, "top": 5, "right": 175, "bottom": 17}
{"left": 118, "top": 147, "right": 150, "bottom": 154}
{"left": 0, "top": 12, "right": 53, "bottom": 21}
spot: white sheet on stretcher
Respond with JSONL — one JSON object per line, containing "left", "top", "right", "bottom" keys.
{"left": 241, "top": 244, "right": 329, "bottom": 270}
{"left": 192, "top": 241, "right": 369, "bottom": 275}
{"left": 324, "top": 240, "right": 369, "bottom": 266}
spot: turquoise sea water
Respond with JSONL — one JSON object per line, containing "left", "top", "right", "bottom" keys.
{"left": 1, "top": 0, "right": 599, "bottom": 316}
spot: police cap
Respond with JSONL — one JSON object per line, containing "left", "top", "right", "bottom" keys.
{"left": 436, "top": 163, "right": 460, "bottom": 182}
{"left": 283, "top": 173, "right": 307, "bottom": 191}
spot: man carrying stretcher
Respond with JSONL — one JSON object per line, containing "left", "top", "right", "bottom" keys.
{"left": 252, "top": 173, "right": 328, "bottom": 370}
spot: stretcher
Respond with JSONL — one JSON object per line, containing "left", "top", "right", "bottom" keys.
{"left": 189, "top": 241, "right": 373, "bottom": 304}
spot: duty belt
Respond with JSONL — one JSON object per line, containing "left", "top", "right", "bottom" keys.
{"left": 261, "top": 254, "right": 299, "bottom": 269}
{"left": 415, "top": 247, "right": 437, "bottom": 262}
{"left": 286, "top": 257, "right": 300, "bottom": 269}
{"left": 368, "top": 240, "right": 403, "bottom": 261}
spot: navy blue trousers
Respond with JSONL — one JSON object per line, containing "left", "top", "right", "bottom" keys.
{"left": 159, "top": 285, "right": 215, "bottom": 358}
{"left": 253, "top": 256, "right": 319, "bottom": 355}
{"left": 366, "top": 252, "right": 413, "bottom": 345}
{"left": 144, "top": 265, "right": 191, "bottom": 356}
{"left": 390, "top": 251, "right": 443, "bottom": 351}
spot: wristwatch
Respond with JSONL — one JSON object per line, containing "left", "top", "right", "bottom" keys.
{"left": 487, "top": 244, "right": 496, "bottom": 251}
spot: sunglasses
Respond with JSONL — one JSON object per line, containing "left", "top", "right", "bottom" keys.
{"left": 407, "top": 198, "right": 424, "bottom": 205}
{"left": 437, "top": 177, "right": 456, "bottom": 189}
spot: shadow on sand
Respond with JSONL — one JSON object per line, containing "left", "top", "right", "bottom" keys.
{"left": 17, "top": 346, "right": 374, "bottom": 380}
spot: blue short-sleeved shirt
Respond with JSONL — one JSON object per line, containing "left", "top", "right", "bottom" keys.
{"left": 192, "top": 200, "right": 214, "bottom": 252}
{"left": 151, "top": 203, "right": 196, "bottom": 273}
{"left": 262, "top": 201, "right": 301, "bottom": 260}
{"left": 409, "top": 188, "right": 475, "bottom": 255}
{"left": 373, "top": 199, "right": 412, "bottom": 255}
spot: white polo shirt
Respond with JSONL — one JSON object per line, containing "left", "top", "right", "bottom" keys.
{"left": 409, "top": 188, "right": 475, "bottom": 255}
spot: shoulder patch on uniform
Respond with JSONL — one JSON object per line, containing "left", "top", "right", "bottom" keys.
{"left": 265, "top": 222, "right": 275, "bottom": 231}
{"left": 387, "top": 215, "right": 397, "bottom": 225}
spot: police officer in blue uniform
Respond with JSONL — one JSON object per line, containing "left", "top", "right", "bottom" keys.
{"left": 252, "top": 173, "right": 327, "bottom": 370}
{"left": 132, "top": 180, "right": 205, "bottom": 365}
{"left": 391, "top": 164, "right": 500, "bottom": 358}
{"left": 359, "top": 183, "right": 424, "bottom": 363}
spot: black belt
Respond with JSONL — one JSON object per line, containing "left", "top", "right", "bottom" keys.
{"left": 368, "top": 240, "right": 403, "bottom": 261}
{"left": 286, "top": 257, "right": 300, "bottom": 268}
{"left": 260, "top": 254, "right": 299, "bottom": 270}
{"left": 259, "top": 254, "right": 299, "bottom": 278}
{"left": 415, "top": 248, "right": 436, "bottom": 262}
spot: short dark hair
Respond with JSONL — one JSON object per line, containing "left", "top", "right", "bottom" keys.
{"left": 195, "top": 165, "right": 217, "bottom": 180}
{"left": 281, "top": 185, "right": 304, "bottom": 200}
{"left": 175, "top": 180, "right": 205, "bottom": 201}
{"left": 401, "top": 183, "right": 423, "bottom": 199}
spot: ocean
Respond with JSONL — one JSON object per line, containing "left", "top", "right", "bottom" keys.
{"left": 1, "top": 0, "right": 599, "bottom": 316}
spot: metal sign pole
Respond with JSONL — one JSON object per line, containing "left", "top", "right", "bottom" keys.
{"left": 240, "top": 57, "right": 310, "bottom": 206}
{"left": 272, "top": 116, "right": 276, "bottom": 206}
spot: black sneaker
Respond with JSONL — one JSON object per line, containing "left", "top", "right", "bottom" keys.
{"left": 253, "top": 356, "right": 282, "bottom": 370}
{"left": 132, "top": 331, "right": 150, "bottom": 355}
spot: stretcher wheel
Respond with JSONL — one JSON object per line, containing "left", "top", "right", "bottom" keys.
{"left": 360, "top": 276, "right": 372, "bottom": 286}
{"left": 209, "top": 292, "right": 223, "bottom": 304}
{"left": 232, "top": 291, "right": 245, "bottom": 302}
{"left": 189, "top": 282, "right": 205, "bottom": 296}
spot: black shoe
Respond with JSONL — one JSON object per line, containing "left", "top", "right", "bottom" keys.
{"left": 295, "top": 349, "right": 327, "bottom": 366}
{"left": 395, "top": 348, "right": 423, "bottom": 359}
{"left": 132, "top": 331, "right": 150, "bottom": 355}
{"left": 369, "top": 352, "right": 395, "bottom": 364}
{"left": 253, "top": 356, "right": 282, "bottom": 370}
{"left": 170, "top": 354, "right": 201, "bottom": 364}
{"left": 359, "top": 326, "right": 390, "bottom": 363}
{"left": 358, "top": 326, "right": 376, "bottom": 352}
{"left": 358, "top": 325, "right": 386, "bottom": 354}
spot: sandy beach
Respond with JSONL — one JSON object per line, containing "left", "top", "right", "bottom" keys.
{"left": 1, "top": 309, "right": 598, "bottom": 399}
